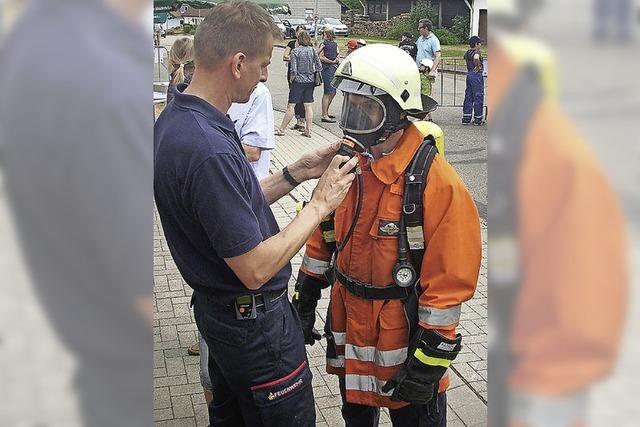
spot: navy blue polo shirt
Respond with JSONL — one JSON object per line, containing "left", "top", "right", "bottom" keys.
{"left": 154, "top": 84, "right": 290, "bottom": 297}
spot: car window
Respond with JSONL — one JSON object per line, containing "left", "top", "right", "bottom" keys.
{"left": 326, "top": 18, "right": 341, "bottom": 25}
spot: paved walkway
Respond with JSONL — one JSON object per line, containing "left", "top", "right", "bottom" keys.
{"left": 153, "top": 111, "right": 488, "bottom": 426}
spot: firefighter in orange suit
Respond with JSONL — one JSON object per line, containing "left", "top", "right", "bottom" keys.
{"left": 293, "top": 44, "right": 482, "bottom": 426}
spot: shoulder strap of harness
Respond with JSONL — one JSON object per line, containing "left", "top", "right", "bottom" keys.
{"left": 319, "top": 213, "right": 337, "bottom": 253}
{"left": 403, "top": 136, "right": 438, "bottom": 281}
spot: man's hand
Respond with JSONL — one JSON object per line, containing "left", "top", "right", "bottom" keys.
{"left": 309, "top": 155, "right": 359, "bottom": 218}
{"left": 290, "top": 141, "right": 342, "bottom": 181}
{"left": 427, "top": 70, "right": 437, "bottom": 80}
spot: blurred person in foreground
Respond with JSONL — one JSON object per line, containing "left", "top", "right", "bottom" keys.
{"left": 153, "top": 2, "right": 358, "bottom": 425}
{"left": 593, "top": 0, "right": 633, "bottom": 42}
{"left": 488, "top": 1, "right": 628, "bottom": 426}
{"left": 462, "top": 36, "right": 485, "bottom": 126}
{"left": 292, "top": 44, "right": 481, "bottom": 426}
{"left": 0, "top": 0, "right": 153, "bottom": 425}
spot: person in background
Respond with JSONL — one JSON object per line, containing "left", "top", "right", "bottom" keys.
{"left": 275, "top": 30, "right": 322, "bottom": 138}
{"left": 345, "top": 38, "right": 359, "bottom": 56}
{"left": 283, "top": 24, "right": 307, "bottom": 131}
{"left": 398, "top": 31, "right": 417, "bottom": 60}
{"left": 462, "top": 36, "right": 485, "bottom": 126}
{"left": 228, "top": 82, "right": 276, "bottom": 180}
{"left": 416, "top": 19, "right": 441, "bottom": 121}
{"left": 318, "top": 26, "right": 339, "bottom": 123}
{"left": 166, "top": 37, "right": 195, "bottom": 104}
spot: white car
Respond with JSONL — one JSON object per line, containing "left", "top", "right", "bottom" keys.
{"left": 271, "top": 15, "right": 287, "bottom": 38}
{"left": 318, "top": 17, "right": 349, "bottom": 36}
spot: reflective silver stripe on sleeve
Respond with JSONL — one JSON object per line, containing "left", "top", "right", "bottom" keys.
{"left": 418, "top": 305, "right": 461, "bottom": 326}
{"left": 327, "top": 356, "right": 345, "bottom": 368}
{"left": 510, "top": 392, "right": 587, "bottom": 427}
{"left": 332, "top": 331, "right": 346, "bottom": 346}
{"left": 301, "top": 254, "right": 330, "bottom": 275}
{"left": 344, "top": 374, "right": 393, "bottom": 396}
{"left": 345, "top": 344, "right": 407, "bottom": 367}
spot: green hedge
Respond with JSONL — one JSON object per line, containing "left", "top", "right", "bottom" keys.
{"left": 433, "top": 28, "right": 460, "bottom": 45}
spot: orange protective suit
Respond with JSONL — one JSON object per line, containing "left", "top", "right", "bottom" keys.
{"left": 489, "top": 42, "right": 628, "bottom": 425}
{"left": 299, "top": 123, "right": 482, "bottom": 409}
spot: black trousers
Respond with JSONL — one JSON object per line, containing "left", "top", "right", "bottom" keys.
{"left": 339, "top": 376, "right": 448, "bottom": 427}
{"left": 287, "top": 72, "right": 306, "bottom": 119}
{"left": 194, "top": 291, "right": 315, "bottom": 427}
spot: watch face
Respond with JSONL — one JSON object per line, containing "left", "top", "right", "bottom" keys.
{"left": 395, "top": 267, "right": 414, "bottom": 286}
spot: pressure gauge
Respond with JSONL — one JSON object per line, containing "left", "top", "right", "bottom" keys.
{"left": 393, "top": 263, "right": 416, "bottom": 288}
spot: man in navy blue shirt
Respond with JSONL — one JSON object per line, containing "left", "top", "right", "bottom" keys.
{"left": 154, "top": 2, "right": 358, "bottom": 425}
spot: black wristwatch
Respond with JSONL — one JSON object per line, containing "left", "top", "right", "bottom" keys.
{"left": 282, "top": 166, "right": 301, "bottom": 187}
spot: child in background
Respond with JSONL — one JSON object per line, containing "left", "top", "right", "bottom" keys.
{"left": 166, "top": 37, "right": 195, "bottom": 104}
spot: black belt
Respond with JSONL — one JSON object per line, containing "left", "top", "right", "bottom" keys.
{"left": 335, "top": 269, "right": 411, "bottom": 300}
{"left": 191, "top": 288, "right": 287, "bottom": 311}
{"left": 251, "top": 288, "right": 288, "bottom": 309}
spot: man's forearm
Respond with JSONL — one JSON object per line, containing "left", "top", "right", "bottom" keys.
{"left": 261, "top": 161, "right": 307, "bottom": 204}
{"left": 226, "top": 201, "right": 327, "bottom": 290}
{"left": 433, "top": 53, "right": 441, "bottom": 71}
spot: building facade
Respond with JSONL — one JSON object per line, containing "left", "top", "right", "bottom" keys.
{"left": 365, "top": 0, "right": 478, "bottom": 31}
{"left": 283, "top": 0, "right": 342, "bottom": 20}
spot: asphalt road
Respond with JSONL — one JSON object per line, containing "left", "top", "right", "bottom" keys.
{"left": 265, "top": 45, "right": 488, "bottom": 220}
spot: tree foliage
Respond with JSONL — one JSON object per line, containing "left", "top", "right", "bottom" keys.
{"left": 386, "top": 0, "right": 439, "bottom": 40}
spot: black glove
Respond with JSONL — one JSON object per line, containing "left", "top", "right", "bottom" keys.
{"left": 291, "top": 272, "right": 324, "bottom": 346}
{"left": 382, "top": 328, "right": 462, "bottom": 405}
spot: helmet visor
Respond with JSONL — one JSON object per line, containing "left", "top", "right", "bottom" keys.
{"left": 339, "top": 93, "right": 386, "bottom": 134}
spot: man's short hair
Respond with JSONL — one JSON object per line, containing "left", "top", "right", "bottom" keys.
{"left": 194, "top": 1, "right": 281, "bottom": 70}
{"left": 418, "top": 19, "right": 433, "bottom": 31}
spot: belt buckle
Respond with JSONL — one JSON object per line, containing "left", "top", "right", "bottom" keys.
{"left": 234, "top": 294, "right": 257, "bottom": 320}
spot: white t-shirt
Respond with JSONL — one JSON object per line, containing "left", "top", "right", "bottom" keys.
{"left": 227, "top": 82, "right": 276, "bottom": 180}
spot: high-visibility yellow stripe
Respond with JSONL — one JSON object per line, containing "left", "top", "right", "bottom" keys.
{"left": 413, "top": 348, "right": 452, "bottom": 368}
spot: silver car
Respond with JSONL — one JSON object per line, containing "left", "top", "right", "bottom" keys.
{"left": 318, "top": 17, "right": 349, "bottom": 36}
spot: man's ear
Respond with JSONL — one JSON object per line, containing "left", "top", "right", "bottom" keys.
{"left": 231, "top": 52, "right": 246, "bottom": 80}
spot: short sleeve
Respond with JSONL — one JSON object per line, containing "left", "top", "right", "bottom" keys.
{"left": 237, "top": 91, "right": 275, "bottom": 150}
{"left": 432, "top": 37, "right": 441, "bottom": 53}
{"left": 189, "top": 154, "right": 263, "bottom": 258}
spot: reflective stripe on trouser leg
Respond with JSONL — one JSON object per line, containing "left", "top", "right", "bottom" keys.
{"left": 418, "top": 305, "right": 461, "bottom": 326}
{"left": 301, "top": 254, "right": 330, "bottom": 275}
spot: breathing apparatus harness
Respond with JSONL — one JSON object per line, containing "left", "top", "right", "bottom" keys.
{"left": 328, "top": 132, "right": 437, "bottom": 303}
